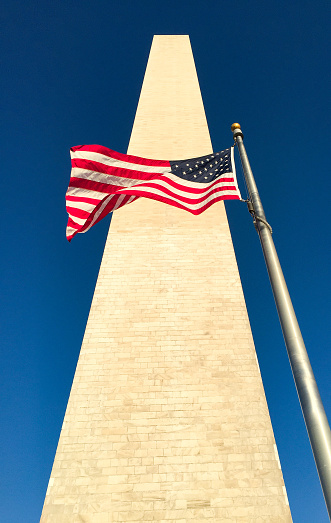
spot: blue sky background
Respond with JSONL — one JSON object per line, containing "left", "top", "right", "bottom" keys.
{"left": 1, "top": 1, "right": 330, "bottom": 521}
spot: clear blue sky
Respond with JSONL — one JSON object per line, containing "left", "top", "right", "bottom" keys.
{"left": 1, "top": 1, "right": 330, "bottom": 521}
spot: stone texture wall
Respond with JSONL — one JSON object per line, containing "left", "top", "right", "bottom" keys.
{"left": 41, "top": 35, "right": 292, "bottom": 522}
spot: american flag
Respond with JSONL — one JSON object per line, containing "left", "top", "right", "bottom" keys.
{"left": 66, "top": 145, "right": 241, "bottom": 241}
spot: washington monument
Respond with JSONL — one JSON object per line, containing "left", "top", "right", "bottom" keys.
{"left": 41, "top": 35, "right": 292, "bottom": 522}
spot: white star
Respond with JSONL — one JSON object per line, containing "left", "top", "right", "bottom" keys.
{"left": 183, "top": 171, "right": 186, "bottom": 175}
{"left": 199, "top": 171, "right": 202, "bottom": 174}
{"left": 186, "top": 163, "right": 189, "bottom": 166}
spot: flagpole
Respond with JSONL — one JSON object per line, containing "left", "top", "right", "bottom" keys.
{"left": 231, "top": 123, "right": 331, "bottom": 517}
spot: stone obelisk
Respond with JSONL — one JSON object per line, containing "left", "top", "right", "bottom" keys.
{"left": 41, "top": 35, "right": 292, "bottom": 522}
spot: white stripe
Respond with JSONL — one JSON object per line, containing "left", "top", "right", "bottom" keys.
{"left": 120, "top": 185, "right": 239, "bottom": 210}
{"left": 71, "top": 167, "right": 143, "bottom": 188}
{"left": 71, "top": 150, "right": 171, "bottom": 175}
{"left": 66, "top": 186, "right": 106, "bottom": 200}
{"left": 66, "top": 200, "right": 95, "bottom": 212}
{"left": 165, "top": 171, "right": 235, "bottom": 189}
{"left": 66, "top": 226, "right": 76, "bottom": 236}
{"left": 112, "top": 194, "right": 126, "bottom": 211}
{"left": 126, "top": 195, "right": 136, "bottom": 205}
{"left": 66, "top": 210, "right": 86, "bottom": 225}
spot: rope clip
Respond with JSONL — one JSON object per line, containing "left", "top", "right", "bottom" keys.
{"left": 244, "top": 200, "right": 273, "bottom": 234}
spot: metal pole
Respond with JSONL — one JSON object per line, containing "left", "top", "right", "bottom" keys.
{"left": 231, "top": 123, "right": 331, "bottom": 518}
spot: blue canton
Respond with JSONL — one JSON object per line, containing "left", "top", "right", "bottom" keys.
{"left": 169, "top": 148, "right": 232, "bottom": 183}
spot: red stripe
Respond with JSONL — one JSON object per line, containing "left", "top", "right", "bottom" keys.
{"left": 71, "top": 158, "right": 165, "bottom": 181}
{"left": 67, "top": 216, "right": 82, "bottom": 229}
{"left": 157, "top": 175, "right": 235, "bottom": 194}
{"left": 71, "top": 145, "right": 170, "bottom": 168}
{"left": 120, "top": 182, "right": 238, "bottom": 205}
{"left": 69, "top": 177, "right": 124, "bottom": 195}
{"left": 66, "top": 194, "right": 101, "bottom": 205}
{"left": 120, "top": 190, "right": 239, "bottom": 215}
{"left": 66, "top": 206, "right": 91, "bottom": 220}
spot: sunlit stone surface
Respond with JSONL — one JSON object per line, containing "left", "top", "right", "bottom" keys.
{"left": 41, "top": 35, "right": 292, "bottom": 522}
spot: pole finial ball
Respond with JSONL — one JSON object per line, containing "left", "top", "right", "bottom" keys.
{"left": 231, "top": 123, "right": 241, "bottom": 132}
